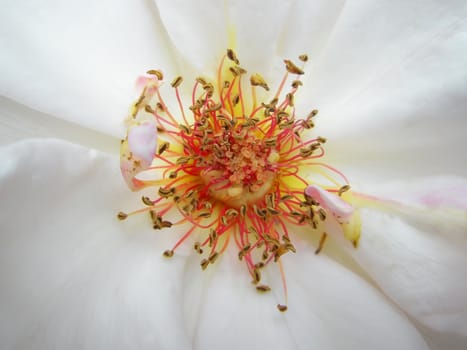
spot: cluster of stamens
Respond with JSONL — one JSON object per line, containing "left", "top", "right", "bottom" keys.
{"left": 118, "top": 49, "right": 355, "bottom": 311}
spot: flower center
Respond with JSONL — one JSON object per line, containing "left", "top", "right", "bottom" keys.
{"left": 118, "top": 49, "right": 359, "bottom": 312}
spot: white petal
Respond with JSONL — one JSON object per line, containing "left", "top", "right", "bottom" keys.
{"left": 303, "top": 0, "right": 467, "bottom": 139}
{"left": 0, "top": 96, "right": 117, "bottom": 154}
{"left": 156, "top": 0, "right": 345, "bottom": 80}
{"left": 0, "top": 0, "right": 178, "bottom": 137}
{"left": 0, "top": 139, "right": 190, "bottom": 349}
{"left": 343, "top": 177, "right": 467, "bottom": 349}
{"left": 184, "top": 238, "right": 428, "bottom": 350}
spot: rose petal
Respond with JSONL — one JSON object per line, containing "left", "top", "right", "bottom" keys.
{"left": 185, "top": 239, "right": 428, "bottom": 349}
{"left": 303, "top": 0, "right": 467, "bottom": 140}
{"left": 0, "top": 139, "right": 190, "bottom": 349}
{"left": 0, "top": 0, "right": 178, "bottom": 137}
{"left": 339, "top": 176, "right": 467, "bottom": 349}
{"left": 0, "top": 96, "right": 117, "bottom": 154}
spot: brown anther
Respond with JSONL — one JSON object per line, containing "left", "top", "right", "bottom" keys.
{"left": 264, "top": 137, "right": 277, "bottom": 147}
{"left": 285, "top": 243, "right": 297, "bottom": 253}
{"left": 146, "top": 69, "right": 164, "bottom": 80}
{"left": 169, "top": 171, "right": 178, "bottom": 179}
{"left": 171, "top": 76, "right": 183, "bottom": 88}
{"left": 277, "top": 304, "right": 288, "bottom": 312}
{"left": 240, "top": 205, "right": 247, "bottom": 217}
{"left": 156, "top": 102, "right": 165, "bottom": 112}
{"left": 284, "top": 59, "right": 304, "bottom": 75}
{"left": 255, "top": 262, "right": 265, "bottom": 269}
{"left": 194, "top": 242, "right": 204, "bottom": 254}
{"left": 223, "top": 80, "right": 230, "bottom": 88}
{"left": 208, "top": 252, "right": 219, "bottom": 264}
{"left": 262, "top": 250, "right": 269, "bottom": 260}
{"left": 256, "top": 285, "right": 271, "bottom": 293}
{"left": 229, "top": 66, "right": 247, "bottom": 76}
{"left": 274, "top": 244, "right": 290, "bottom": 262}
{"left": 226, "top": 209, "right": 239, "bottom": 217}
{"left": 197, "top": 211, "right": 211, "bottom": 218}
{"left": 200, "top": 259, "right": 210, "bottom": 270}
{"left": 282, "top": 235, "right": 290, "bottom": 243}
{"left": 250, "top": 73, "right": 270, "bottom": 91}
{"left": 141, "top": 196, "right": 153, "bottom": 206}
{"left": 158, "top": 141, "right": 170, "bottom": 155}
{"left": 299, "top": 54, "right": 309, "bottom": 62}
{"left": 163, "top": 250, "right": 174, "bottom": 258}
{"left": 267, "top": 207, "right": 280, "bottom": 215}
{"left": 144, "top": 105, "right": 154, "bottom": 114}
{"left": 196, "top": 77, "right": 207, "bottom": 85}
{"left": 178, "top": 124, "right": 190, "bottom": 134}
{"left": 117, "top": 212, "right": 128, "bottom": 220}
{"left": 206, "top": 103, "right": 222, "bottom": 112}
{"left": 318, "top": 208, "right": 327, "bottom": 221}
{"left": 286, "top": 93, "right": 295, "bottom": 107}
{"left": 317, "top": 136, "right": 327, "bottom": 144}
{"left": 291, "top": 80, "right": 303, "bottom": 88}
{"left": 158, "top": 187, "right": 175, "bottom": 198}
{"left": 338, "top": 185, "right": 351, "bottom": 196}
{"left": 227, "top": 48, "right": 240, "bottom": 64}
{"left": 315, "top": 232, "right": 328, "bottom": 254}
{"left": 161, "top": 221, "right": 173, "bottom": 228}
{"left": 253, "top": 268, "right": 262, "bottom": 284}
{"left": 232, "top": 94, "right": 240, "bottom": 106}
{"left": 309, "top": 109, "right": 319, "bottom": 117}
{"left": 176, "top": 156, "right": 192, "bottom": 165}
{"left": 280, "top": 194, "right": 293, "bottom": 201}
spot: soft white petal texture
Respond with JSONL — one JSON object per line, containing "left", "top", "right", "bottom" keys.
{"left": 155, "top": 0, "right": 346, "bottom": 80}
{"left": 185, "top": 241, "right": 428, "bottom": 350}
{"left": 0, "top": 0, "right": 177, "bottom": 137}
{"left": 0, "top": 139, "right": 190, "bottom": 349}
{"left": 156, "top": 0, "right": 289, "bottom": 74}
{"left": 0, "top": 139, "right": 429, "bottom": 349}
{"left": 339, "top": 177, "right": 467, "bottom": 349}
{"left": 305, "top": 0, "right": 467, "bottom": 139}
{"left": 0, "top": 96, "right": 117, "bottom": 154}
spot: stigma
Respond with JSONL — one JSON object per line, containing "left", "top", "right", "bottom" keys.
{"left": 118, "top": 49, "right": 359, "bottom": 311}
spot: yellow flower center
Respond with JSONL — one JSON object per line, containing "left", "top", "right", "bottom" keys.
{"left": 118, "top": 49, "right": 358, "bottom": 312}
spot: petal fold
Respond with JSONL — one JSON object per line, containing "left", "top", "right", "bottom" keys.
{"left": 342, "top": 176, "right": 467, "bottom": 348}
{"left": 0, "top": 0, "right": 178, "bottom": 137}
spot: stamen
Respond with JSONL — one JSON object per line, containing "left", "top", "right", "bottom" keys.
{"left": 119, "top": 50, "right": 357, "bottom": 312}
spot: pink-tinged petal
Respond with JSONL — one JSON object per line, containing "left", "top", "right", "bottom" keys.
{"left": 120, "top": 122, "right": 158, "bottom": 191}
{"left": 339, "top": 176, "right": 467, "bottom": 349}
{"left": 305, "top": 184, "right": 354, "bottom": 222}
{"left": 127, "top": 122, "right": 157, "bottom": 166}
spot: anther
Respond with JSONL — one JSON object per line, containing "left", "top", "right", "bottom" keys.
{"left": 256, "top": 285, "right": 271, "bottom": 293}
{"left": 299, "top": 54, "right": 308, "bottom": 62}
{"left": 171, "top": 76, "right": 183, "bottom": 88}
{"left": 146, "top": 69, "right": 164, "bottom": 80}
{"left": 117, "top": 212, "right": 128, "bottom": 220}
{"left": 227, "top": 48, "right": 240, "bottom": 64}
{"left": 158, "top": 141, "right": 170, "bottom": 155}
{"left": 291, "top": 80, "right": 303, "bottom": 88}
{"left": 200, "top": 258, "right": 210, "bottom": 270}
{"left": 250, "top": 73, "right": 270, "bottom": 91}
{"left": 141, "top": 196, "right": 153, "bottom": 206}
{"left": 163, "top": 250, "right": 174, "bottom": 258}
{"left": 277, "top": 304, "right": 288, "bottom": 312}
{"left": 284, "top": 59, "right": 304, "bottom": 75}
{"left": 338, "top": 185, "right": 351, "bottom": 196}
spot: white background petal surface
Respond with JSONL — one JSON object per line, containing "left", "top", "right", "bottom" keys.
{"left": 1, "top": 0, "right": 467, "bottom": 349}
{"left": 0, "top": 0, "right": 178, "bottom": 137}
{"left": 0, "top": 139, "right": 430, "bottom": 350}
